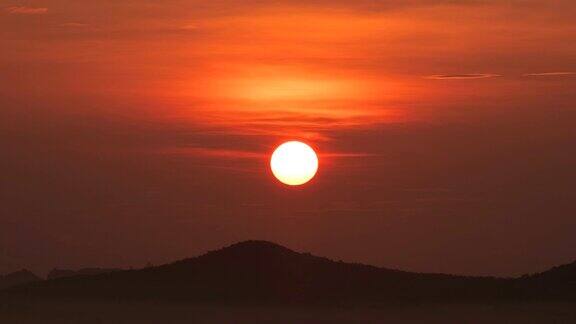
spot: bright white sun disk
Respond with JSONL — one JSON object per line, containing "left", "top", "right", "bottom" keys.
{"left": 270, "top": 141, "right": 318, "bottom": 186}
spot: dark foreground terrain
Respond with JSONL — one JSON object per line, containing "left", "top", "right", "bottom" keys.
{"left": 2, "top": 300, "right": 576, "bottom": 323}
{"left": 2, "top": 241, "right": 576, "bottom": 323}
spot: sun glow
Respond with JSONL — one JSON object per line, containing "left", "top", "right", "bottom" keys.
{"left": 270, "top": 141, "right": 318, "bottom": 186}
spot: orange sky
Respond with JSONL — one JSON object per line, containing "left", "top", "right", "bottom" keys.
{"left": 1, "top": 0, "right": 575, "bottom": 276}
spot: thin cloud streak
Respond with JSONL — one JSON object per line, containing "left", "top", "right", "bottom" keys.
{"left": 158, "top": 147, "right": 267, "bottom": 159}
{"left": 5, "top": 6, "right": 48, "bottom": 15}
{"left": 59, "top": 22, "right": 89, "bottom": 28}
{"left": 425, "top": 74, "right": 501, "bottom": 80}
{"left": 523, "top": 72, "right": 576, "bottom": 77}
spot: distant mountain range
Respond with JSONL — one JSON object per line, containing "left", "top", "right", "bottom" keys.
{"left": 47, "top": 267, "right": 122, "bottom": 280}
{"left": 0, "top": 270, "right": 41, "bottom": 291}
{"left": 1, "top": 241, "right": 576, "bottom": 304}
{"left": 0, "top": 268, "right": 122, "bottom": 291}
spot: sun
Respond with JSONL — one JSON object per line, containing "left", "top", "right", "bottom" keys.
{"left": 270, "top": 141, "right": 319, "bottom": 186}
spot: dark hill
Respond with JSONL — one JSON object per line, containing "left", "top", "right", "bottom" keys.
{"left": 518, "top": 260, "right": 576, "bottom": 299}
{"left": 2, "top": 241, "right": 514, "bottom": 304}
{"left": 529, "top": 260, "right": 576, "bottom": 283}
{"left": 2, "top": 241, "right": 576, "bottom": 304}
{"left": 47, "top": 267, "right": 122, "bottom": 280}
{"left": 0, "top": 269, "right": 41, "bottom": 290}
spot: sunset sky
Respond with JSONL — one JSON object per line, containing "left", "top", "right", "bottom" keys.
{"left": 1, "top": 0, "right": 575, "bottom": 277}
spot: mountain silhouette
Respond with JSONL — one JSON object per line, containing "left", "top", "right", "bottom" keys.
{"left": 0, "top": 269, "right": 41, "bottom": 290}
{"left": 517, "top": 260, "right": 576, "bottom": 299}
{"left": 529, "top": 260, "right": 576, "bottom": 282}
{"left": 47, "top": 267, "right": 122, "bottom": 280}
{"left": 2, "top": 241, "right": 576, "bottom": 304}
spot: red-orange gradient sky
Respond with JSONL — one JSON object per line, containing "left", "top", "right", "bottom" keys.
{"left": 1, "top": 0, "right": 575, "bottom": 276}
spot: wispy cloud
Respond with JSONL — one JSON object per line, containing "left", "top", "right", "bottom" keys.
{"left": 158, "top": 147, "right": 266, "bottom": 159}
{"left": 5, "top": 6, "right": 48, "bottom": 15}
{"left": 60, "top": 22, "right": 89, "bottom": 28}
{"left": 425, "top": 74, "right": 501, "bottom": 80}
{"left": 155, "top": 147, "right": 372, "bottom": 160}
{"left": 322, "top": 152, "right": 374, "bottom": 158}
{"left": 179, "top": 23, "right": 199, "bottom": 31}
{"left": 523, "top": 72, "right": 576, "bottom": 77}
